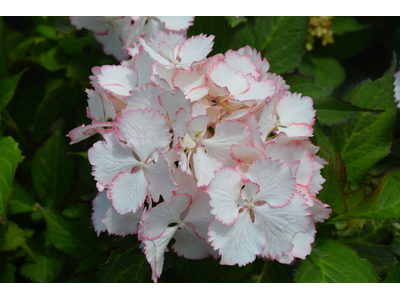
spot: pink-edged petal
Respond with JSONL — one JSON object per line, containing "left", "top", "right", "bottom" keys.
{"left": 173, "top": 168, "right": 197, "bottom": 198}
{"left": 205, "top": 168, "right": 246, "bottom": 225}
{"left": 193, "top": 145, "right": 223, "bottom": 187}
{"left": 394, "top": 70, "right": 400, "bottom": 104}
{"left": 186, "top": 86, "right": 209, "bottom": 102}
{"left": 172, "top": 69, "right": 207, "bottom": 96}
{"left": 124, "top": 84, "right": 165, "bottom": 113}
{"left": 264, "top": 142, "right": 300, "bottom": 177}
{"left": 310, "top": 198, "right": 332, "bottom": 223}
{"left": 296, "top": 184, "right": 315, "bottom": 207}
{"left": 159, "top": 88, "right": 191, "bottom": 120}
{"left": 234, "top": 78, "right": 276, "bottom": 102}
{"left": 185, "top": 115, "right": 210, "bottom": 142}
{"left": 159, "top": 41, "right": 175, "bottom": 62}
{"left": 276, "top": 254, "right": 295, "bottom": 264}
{"left": 289, "top": 220, "right": 316, "bottom": 259}
{"left": 236, "top": 46, "right": 262, "bottom": 71}
{"left": 98, "top": 65, "right": 138, "bottom": 96}
{"left": 241, "top": 181, "right": 260, "bottom": 202}
{"left": 145, "top": 153, "right": 178, "bottom": 202}
{"left": 245, "top": 114, "right": 265, "bottom": 151}
{"left": 151, "top": 62, "right": 177, "bottom": 90}
{"left": 308, "top": 160, "right": 326, "bottom": 195}
{"left": 86, "top": 88, "right": 116, "bottom": 122}
{"left": 231, "top": 144, "right": 265, "bottom": 164}
{"left": 115, "top": 109, "right": 171, "bottom": 161}
{"left": 88, "top": 132, "right": 139, "bottom": 187}
{"left": 202, "top": 120, "right": 252, "bottom": 167}
{"left": 286, "top": 142, "right": 315, "bottom": 187}
{"left": 172, "top": 225, "right": 216, "bottom": 259}
{"left": 254, "top": 192, "right": 311, "bottom": 259}
{"left": 171, "top": 108, "right": 189, "bottom": 146}
{"left": 144, "top": 226, "right": 178, "bottom": 283}
{"left": 102, "top": 205, "right": 144, "bottom": 236}
{"left": 209, "top": 209, "right": 266, "bottom": 266}
{"left": 137, "top": 37, "right": 172, "bottom": 67}
{"left": 280, "top": 123, "right": 313, "bottom": 138}
{"left": 183, "top": 188, "right": 213, "bottom": 240}
{"left": 208, "top": 61, "right": 249, "bottom": 96}
{"left": 133, "top": 47, "right": 155, "bottom": 87}
{"left": 258, "top": 99, "right": 277, "bottom": 141}
{"left": 277, "top": 92, "right": 316, "bottom": 126}
{"left": 156, "top": 16, "right": 194, "bottom": 31}
{"left": 225, "top": 49, "right": 259, "bottom": 79}
{"left": 109, "top": 169, "right": 149, "bottom": 214}
{"left": 67, "top": 122, "right": 112, "bottom": 145}
{"left": 178, "top": 34, "right": 214, "bottom": 70}
{"left": 147, "top": 31, "right": 185, "bottom": 55}
{"left": 92, "top": 191, "right": 112, "bottom": 236}
{"left": 247, "top": 158, "right": 296, "bottom": 207}
{"left": 140, "top": 194, "right": 191, "bottom": 240}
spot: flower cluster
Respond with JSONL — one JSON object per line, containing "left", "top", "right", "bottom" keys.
{"left": 68, "top": 18, "right": 331, "bottom": 283}
{"left": 70, "top": 16, "right": 194, "bottom": 61}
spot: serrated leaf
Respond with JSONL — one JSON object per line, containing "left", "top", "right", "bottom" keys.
{"left": 299, "top": 53, "right": 345, "bottom": 90}
{"left": 234, "top": 16, "right": 308, "bottom": 74}
{"left": 224, "top": 16, "right": 247, "bottom": 28}
{"left": 20, "top": 234, "right": 65, "bottom": 283}
{"left": 41, "top": 208, "right": 99, "bottom": 259}
{"left": 343, "top": 169, "right": 400, "bottom": 219}
{"left": 97, "top": 245, "right": 151, "bottom": 283}
{"left": 332, "top": 17, "right": 370, "bottom": 35}
{"left": 343, "top": 241, "right": 397, "bottom": 272}
{"left": 327, "top": 54, "right": 397, "bottom": 188}
{"left": 0, "top": 70, "right": 25, "bottom": 109}
{"left": 58, "top": 38, "right": 87, "bottom": 55}
{"left": 0, "top": 136, "right": 24, "bottom": 224}
{"left": 8, "top": 183, "right": 35, "bottom": 214}
{"left": 384, "top": 264, "right": 400, "bottom": 283}
{"left": 29, "top": 39, "right": 66, "bottom": 71}
{"left": 314, "top": 94, "right": 381, "bottom": 126}
{"left": 32, "top": 25, "right": 59, "bottom": 40}
{"left": 295, "top": 239, "right": 379, "bottom": 283}
{"left": 284, "top": 74, "right": 331, "bottom": 100}
{"left": 0, "top": 221, "right": 34, "bottom": 262}
{"left": 187, "top": 16, "right": 233, "bottom": 56}
{"left": 31, "top": 129, "right": 74, "bottom": 210}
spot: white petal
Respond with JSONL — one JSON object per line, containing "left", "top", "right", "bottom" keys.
{"left": 235, "top": 79, "right": 276, "bottom": 102}
{"left": 67, "top": 122, "right": 112, "bottom": 145}
{"left": 115, "top": 109, "right": 171, "bottom": 161}
{"left": 70, "top": 16, "right": 113, "bottom": 32}
{"left": 258, "top": 100, "right": 277, "bottom": 141}
{"left": 209, "top": 210, "right": 266, "bottom": 266}
{"left": 102, "top": 205, "right": 144, "bottom": 236}
{"left": 133, "top": 47, "right": 155, "bottom": 87}
{"left": 192, "top": 146, "right": 223, "bottom": 187}
{"left": 159, "top": 88, "right": 191, "bottom": 120}
{"left": 208, "top": 61, "right": 249, "bottom": 96}
{"left": 289, "top": 221, "right": 316, "bottom": 259}
{"left": 109, "top": 169, "right": 149, "bottom": 214}
{"left": 87, "top": 88, "right": 116, "bottom": 122}
{"left": 231, "top": 144, "right": 265, "bottom": 165}
{"left": 124, "top": 84, "right": 165, "bottom": 114}
{"left": 171, "top": 108, "right": 189, "bottom": 146}
{"left": 277, "top": 92, "right": 315, "bottom": 127}
{"left": 185, "top": 115, "right": 210, "bottom": 141}
{"left": 286, "top": 142, "right": 315, "bottom": 187}
{"left": 98, "top": 65, "right": 138, "bottom": 96}
{"left": 309, "top": 160, "right": 326, "bottom": 195}
{"left": 173, "top": 169, "right": 197, "bottom": 199}
{"left": 247, "top": 158, "right": 296, "bottom": 207}
{"left": 151, "top": 62, "right": 177, "bottom": 90}
{"left": 205, "top": 168, "right": 245, "bottom": 225}
{"left": 254, "top": 192, "right": 311, "bottom": 259}
{"left": 145, "top": 154, "right": 178, "bottom": 202}
{"left": 279, "top": 123, "right": 313, "bottom": 138}
{"left": 309, "top": 198, "right": 332, "bottom": 223}
{"left": 144, "top": 226, "right": 178, "bottom": 283}
{"left": 264, "top": 142, "right": 300, "bottom": 177}
{"left": 156, "top": 16, "right": 194, "bottom": 31}
{"left": 172, "top": 69, "right": 207, "bottom": 96}
{"left": 178, "top": 34, "right": 214, "bottom": 70}
{"left": 92, "top": 191, "right": 112, "bottom": 236}
{"left": 88, "top": 132, "right": 139, "bottom": 187}
{"left": 225, "top": 50, "right": 259, "bottom": 79}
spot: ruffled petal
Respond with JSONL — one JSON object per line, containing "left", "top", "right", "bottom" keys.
{"left": 92, "top": 191, "right": 112, "bottom": 236}
{"left": 101, "top": 204, "right": 144, "bottom": 236}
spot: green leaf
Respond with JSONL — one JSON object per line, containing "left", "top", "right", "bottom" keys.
{"left": 299, "top": 53, "right": 345, "bottom": 90}
{"left": 314, "top": 123, "right": 347, "bottom": 214}
{"left": 62, "top": 202, "right": 91, "bottom": 219}
{"left": 31, "top": 129, "right": 74, "bottom": 210}
{"left": 97, "top": 244, "right": 151, "bottom": 283}
{"left": 52, "top": 17, "right": 75, "bottom": 34}
{"left": 41, "top": 208, "right": 99, "bottom": 259}
{"left": 314, "top": 94, "right": 381, "bottom": 126}
{"left": 224, "top": 16, "right": 247, "bottom": 28}
{"left": 58, "top": 38, "right": 87, "bottom": 55}
{"left": 327, "top": 54, "right": 397, "bottom": 188}
{"left": 8, "top": 183, "right": 35, "bottom": 214}
{"left": 0, "top": 261, "right": 16, "bottom": 282}
{"left": 295, "top": 239, "right": 379, "bottom": 283}
{"left": 20, "top": 235, "right": 66, "bottom": 283}
{"left": 331, "top": 17, "right": 370, "bottom": 35}
{"left": 384, "top": 264, "right": 400, "bottom": 283}
{"left": 234, "top": 16, "right": 308, "bottom": 74}
{"left": 0, "top": 136, "right": 24, "bottom": 224}
{"left": 343, "top": 169, "right": 400, "bottom": 219}
{"left": 343, "top": 241, "right": 397, "bottom": 272}
{"left": 187, "top": 17, "right": 234, "bottom": 56}
{"left": 32, "top": 25, "right": 59, "bottom": 40}
{"left": 0, "top": 70, "right": 25, "bottom": 109}
{"left": 29, "top": 39, "right": 66, "bottom": 71}
{"left": 247, "top": 260, "right": 294, "bottom": 283}
{"left": 0, "top": 221, "right": 34, "bottom": 261}
{"left": 284, "top": 74, "right": 331, "bottom": 100}
{"left": 75, "top": 251, "right": 107, "bottom": 274}
{"left": 0, "top": 17, "right": 7, "bottom": 77}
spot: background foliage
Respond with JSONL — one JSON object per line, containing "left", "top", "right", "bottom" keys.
{"left": 0, "top": 16, "right": 399, "bottom": 283}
